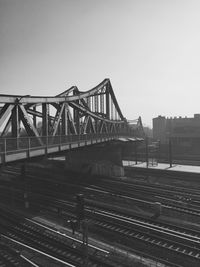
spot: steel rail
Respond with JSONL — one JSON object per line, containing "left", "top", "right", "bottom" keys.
{"left": 1, "top": 173, "right": 195, "bottom": 250}
{"left": 87, "top": 216, "right": 200, "bottom": 267}
{"left": 25, "top": 190, "right": 200, "bottom": 246}
{"left": 27, "top": 191, "right": 200, "bottom": 246}
{"left": 0, "top": 164, "right": 199, "bottom": 266}
{"left": 86, "top": 181, "right": 200, "bottom": 217}
{"left": 4, "top": 160, "right": 199, "bottom": 220}
{"left": 20, "top": 255, "right": 40, "bottom": 267}
{"left": 98, "top": 178, "right": 200, "bottom": 209}
{"left": 35, "top": 195, "right": 200, "bottom": 266}
{"left": 0, "top": 208, "right": 119, "bottom": 267}
{"left": 25, "top": 217, "right": 110, "bottom": 254}
{"left": 1, "top": 234, "right": 76, "bottom": 267}
{"left": 0, "top": 243, "right": 26, "bottom": 267}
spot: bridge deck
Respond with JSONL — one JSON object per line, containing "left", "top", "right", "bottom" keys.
{"left": 0, "top": 133, "right": 140, "bottom": 164}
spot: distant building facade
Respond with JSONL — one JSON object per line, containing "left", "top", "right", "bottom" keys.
{"left": 153, "top": 114, "right": 200, "bottom": 154}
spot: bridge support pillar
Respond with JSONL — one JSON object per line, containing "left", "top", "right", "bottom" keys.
{"left": 64, "top": 143, "right": 124, "bottom": 177}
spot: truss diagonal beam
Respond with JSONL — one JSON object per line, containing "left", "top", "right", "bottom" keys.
{"left": 0, "top": 79, "right": 143, "bottom": 140}
{"left": 19, "top": 105, "right": 43, "bottom": 145}
{"left": 52, "top": 103, "right": 65, "bottom": 136}
{"left": 69, "top": 102, "right": 124, "bottom": 124}
{"left": 0, "top": 104, "right": 15, "bottom": 127}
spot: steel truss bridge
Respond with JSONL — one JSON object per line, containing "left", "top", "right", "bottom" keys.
{"left": 0, "top": 79, "right": 144, "bottom": 164}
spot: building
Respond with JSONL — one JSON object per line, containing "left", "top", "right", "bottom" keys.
{"left": 153, "top": 114, "right": 200, "bottom": 155}
{"left": 153, "top": 115, "right": 166, "bottom": 143}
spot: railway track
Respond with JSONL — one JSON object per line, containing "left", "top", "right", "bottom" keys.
{"left": 1, "top": 172, "right": 200, "bottom": 231}
{"left": 2, "top": 163, "right": 200, "bottom": 229}
{"left": 30, "top": 164, "right": 200, "bottom": 210}
{"left": 2, "top": 175, "right": 200, "bottom": 221}
{"left": 0, "top": 202, "right": 191, "bottom": 267}
{"left": 0, "top": 207, "right": 123, "bottom": 267}
{"left": 15, "top": 194, "right": 200, "bottom": 267}
{"left": 3, "top": 162, "right": 200, "bottom": 204}
{"left": 1, "top": 163, "right": 200, "bottom": 266}
{"left": 1, "top": 181, "right": 200, "bottom": 251}
{"left": 0, "top": 242, "right": 33, "bottom": 267}
{"left": 93, "top": 177, "right": 200, "bottom": 201}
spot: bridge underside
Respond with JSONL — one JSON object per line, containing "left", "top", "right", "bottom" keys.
{"left": 62, "top": 138, "right": 144, "bottom": 177}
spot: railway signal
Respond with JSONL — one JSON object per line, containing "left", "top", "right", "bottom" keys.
{"left": 68, "top": 194, "right": 85, "bottom": 235}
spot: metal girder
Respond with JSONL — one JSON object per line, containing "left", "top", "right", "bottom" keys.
{"left": 0, "top": 79, "right": 121, "bottom": 107}
{"left": 106, "top": 88, "right": 110, "bottom": 119}
{"left": 52, "top": 103, "right": 65, "bottom": 136}
{"left": 88, "top": 116, "right": 96, "bottom": 133}
{"left": 33, "top": 106, "right": 37, "bottom": 127}
{"left": 0, "top": 79, "right": 110, "bottom": 104}
{"left": 0, "top": 80, "right": 144, "bottom": 141}
{"left": 80, "top": 98, "right": 91, "bottom": 110}
{"left": 69, "top": 102, "right": 124, "bottom": 124}
{"left": 1, "top": 117, "right": 11, "bottom": 136}
{"left": 0, "top": 104, "right": 15, "bottom": 129}
{"left": 0, "top": 104, "right": 10, "bottom": 118}
{"left": 82, "top": 116, "right": 89, "bottom": 134}
{"left": 56, "top": 86, "right": 78, "bottom": 97}
{"left": 61, "top": 103, "right": 68, "bottom": 135}
{"left": 107, "top": 82, "right": 124, "bottom": 120}
{"left": 19, "top": 105, "right": 43, "bottom": 145}
{"left": 11, "top": 105, "right": 20, "bottom": 137}
{"left": 67, "top": 108, "right": 77, "bottom": 135}
{"left": 99, "top": 120, "right": 108, "bottom": 133}
{"left": 73, "top": 90, "right": 80, "bottom": 134}
{"left": 27, "top": 108, "right": 55, "bottom": 121}
{"left": 42, "top": 103, "right": 49, "bottom": 136}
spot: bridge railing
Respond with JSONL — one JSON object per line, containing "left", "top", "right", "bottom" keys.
{"left": 0, "top": 132, "right": 133, "bottom": 155}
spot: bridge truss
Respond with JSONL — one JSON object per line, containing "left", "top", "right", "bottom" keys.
{"left": 0, "top": 79, "right": 144, "bottom": 163}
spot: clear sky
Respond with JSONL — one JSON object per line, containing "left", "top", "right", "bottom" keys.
{"left": 1, "top": 0, "right": 200, "bottom": 127}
